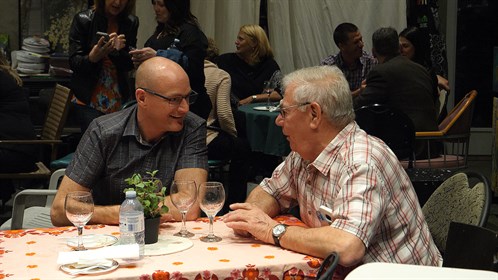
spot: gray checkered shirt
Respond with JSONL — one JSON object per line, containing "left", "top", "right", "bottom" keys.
{"left": 66, "top": 106, "right": 208, "bottom": 205}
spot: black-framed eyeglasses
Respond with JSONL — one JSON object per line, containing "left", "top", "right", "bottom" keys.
{"left": 137, "top": 87, "right": 198, "bottom": 106}
{"left": 270, "top": 102, "right": 310, "bottom": 118}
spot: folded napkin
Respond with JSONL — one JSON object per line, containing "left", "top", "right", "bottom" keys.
{"left": 57, "top": 244, "right": 139, "bottom": 265}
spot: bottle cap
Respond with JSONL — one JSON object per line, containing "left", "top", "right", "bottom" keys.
{"left": 125, "top": 190, "right": 137, "bottom": 198}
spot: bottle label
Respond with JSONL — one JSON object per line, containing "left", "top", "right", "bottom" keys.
{"left": 119, "top": 214, "right": 144, "bottom": 233}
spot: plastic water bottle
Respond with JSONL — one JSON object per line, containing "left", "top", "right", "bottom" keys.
{"left": 119, "top": 190, "right": 145, "bottom": 260}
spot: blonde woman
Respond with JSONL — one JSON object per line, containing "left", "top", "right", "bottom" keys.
{"left": 217, "top": 24, "right": 281, "bottom": 106}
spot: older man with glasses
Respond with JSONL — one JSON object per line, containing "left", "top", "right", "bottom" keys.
{"left": 51, "top": 57, "right": 208, "bottom": 226}
{"left": 224, "top": 65, "right": 441, "bottom": 279}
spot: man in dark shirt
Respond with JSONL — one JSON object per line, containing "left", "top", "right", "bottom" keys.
{"left": 51, "top": 57, "right": 208, "bottom": 226}
{"left": 354, "top": 27, "right": 439, "bottom": 158}
{"left": 320, "top": 22, "right": 377, "bottom": 97}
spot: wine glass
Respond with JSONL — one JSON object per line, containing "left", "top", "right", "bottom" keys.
{"left": 199, "top": 182, "right": 225, "bottom": 242}
{"left": 170, "top": 180, "right": 198, "bottom": 237}
{"left": 263, "top": 80, "right": 275, "bottom": 110}
{"left": 65, "top": 191, "right": 94, "bottom": 251}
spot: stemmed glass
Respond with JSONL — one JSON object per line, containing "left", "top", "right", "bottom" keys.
{"left": 170, "top": 180, "right": 198, "bottom": 237}
{"left": 65, "top": 191, "right": 94, "bottom": 251}
{"left": 199, "top": 182, "right": 225, "bottom": 242}
{"left": 263, "top": 80, "right": 275, "bottom": 110}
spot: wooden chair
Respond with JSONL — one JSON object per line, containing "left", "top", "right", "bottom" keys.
{"left": 0, "top": 84, "right": 71, "bottom": 206}
{"left": 316, "top": 252, "right": 340, "bottom": 280}
{"left": 406, "top": 90, "right": 477, "bottom": 169}
{"left": 0, "top": 169, "right": 65, "bottom": 230}
{"left": 443, "top": 221, "right": 497, "bottom": 271}
{"left": 421, "top": 171, "right": 491, "bottom": 254}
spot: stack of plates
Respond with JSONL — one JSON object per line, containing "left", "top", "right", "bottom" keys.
{"left": 16, "top": 37, "right": 50, "bottom": 74}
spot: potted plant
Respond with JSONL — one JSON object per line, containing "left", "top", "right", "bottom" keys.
{"left": 124, "top": 170, "right": 168, "bottom": 244}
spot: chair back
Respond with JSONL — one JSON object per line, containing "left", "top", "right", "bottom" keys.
{"left": 421, "top": 171, "right": 491, "bottom": 253}
{"left": 443, "top": 221, "right": 497, "bottom": 271}
{"left": 39, "top": 83, "right": 72, "bottom": 161}
{"left": 316, "top": 252, "right": 340, "bottom": 280}
{"left": 438, "top": 90, "right": 477, "bottom": 136}
{"left": 40, "top": 84, "right": 72, "bottom": 141}
{"left": 355, "top": 104, "right": 415, "bottom": 164}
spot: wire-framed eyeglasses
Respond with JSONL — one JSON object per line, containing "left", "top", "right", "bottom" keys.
{"left": 138, "top": 87, "right": 198, "bottom": 106}
{"left": 270, "top": 102, "right": 311, "bottom": 118}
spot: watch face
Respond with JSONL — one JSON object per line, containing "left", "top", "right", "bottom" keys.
{"left": 273, "top": 224, "right": 286, "bottom": 236}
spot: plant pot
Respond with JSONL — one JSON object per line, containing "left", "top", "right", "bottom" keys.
{"left": 144, "top": 217, "right": 160, "bottom": 244}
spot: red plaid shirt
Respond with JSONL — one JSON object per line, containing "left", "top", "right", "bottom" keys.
{"left": 261, "top": 122, "right": 442, "bottom": 266}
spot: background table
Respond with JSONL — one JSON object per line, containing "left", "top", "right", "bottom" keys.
{"left": 0, "top": 216, "right": 321, "bottom": 279}
{"left": 238, "top": 103, "right": 290, "bottom": 157}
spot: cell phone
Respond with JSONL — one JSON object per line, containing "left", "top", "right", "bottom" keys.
{"left": 96, "top": 31, "right": 110, "bottom": 43}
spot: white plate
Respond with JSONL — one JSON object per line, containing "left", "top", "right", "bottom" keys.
{"left": 60, "top": 260, "right": 119, "bottom": 275}
{"left": 66, "top": 234, "right": 118, "bottom": 249}
{"left": 144, "top": 235, "right": 193, "bottom": 256}
{"left": 253, "top": 106, "right": 272, "bottom": 111}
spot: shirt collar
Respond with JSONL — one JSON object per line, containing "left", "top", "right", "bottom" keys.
{"left": 309, "top": 122, "right": 357, "bottom": 176}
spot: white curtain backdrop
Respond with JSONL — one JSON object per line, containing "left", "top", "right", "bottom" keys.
{"left": 160, "top": 0, "right": 407, "bottom": 75}
{"left": 191, "top": 0, "right": 261, "bottom": 56}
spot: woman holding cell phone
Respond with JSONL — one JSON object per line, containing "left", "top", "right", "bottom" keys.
{"left": 68, "top": 0, "right": 138, "bottom": 133}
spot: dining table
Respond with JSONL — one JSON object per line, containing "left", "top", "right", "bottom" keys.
{"left": 238, "top": 103, "right": 290, "bottom": 157}
{"left": 0, "top": 215, "right": 322, "bottom": 279}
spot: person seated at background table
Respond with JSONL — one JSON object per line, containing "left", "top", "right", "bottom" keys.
{"left": 129, "top": 0, "right": 212, "bottom": 120}
{"left": 354, "top": 27, "right": 440, "bottom": 159}
{"left": 399, "top": 26, "right": 450, "bottom": 92}
{"left": 0, "top": 51, "right": 38, "bottom": 202}
{"left": 320, "top": 22, "right": 377, "bottom": 97}
{"left": 69, "top": 0, "right": 138, "bottom": 134}
{"left": 399, "top": 26, "right": 450, "bottom": 122}
{"left": 216, "top": 24, "right": 281, "bottom": 107}
{"left": 223, "top": 66, "right": 442, "bottom": 279}
{"left": 204, "top": 38, "right": 251, "bottom": 211}
{"left": 51, "top": 57, "right": 208, "bottom": 226}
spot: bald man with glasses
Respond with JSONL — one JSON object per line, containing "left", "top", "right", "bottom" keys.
{"left": 224, "top": 66, "right": 441, "bottom": 279}
{"left": 51, "top": 57, "right": 208, "bottom": 226}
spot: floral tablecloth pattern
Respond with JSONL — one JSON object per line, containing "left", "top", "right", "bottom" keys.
{"left": 0, "top": 216, "right": 320, "bottom": 279}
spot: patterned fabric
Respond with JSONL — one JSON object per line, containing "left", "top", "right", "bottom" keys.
{"left": 260, "top": 122, "right": 442, "bottom": 266}
{"left": 89, "top": 57, "right": 122, "bottom": 114}
{"left": 320, "top": 51, "right": 377, "bottom": 91}
{"left": 66, "top": 107, "right": 208, "bottom": 205}
{"left": 422, "top": 172, "right": 488, "bottom": 252}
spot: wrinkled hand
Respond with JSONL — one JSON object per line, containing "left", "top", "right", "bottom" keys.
{"left": 160, "top": 213, "right": 175, "bottom": 223}
{"left": 129, "top": 47, "right": 157, "bottom": 68}
{"left": 223, "top": 203, "right": 278, "bottom": 244}
{"left": 238, "top": 97, "right": 253, "bottom": 106}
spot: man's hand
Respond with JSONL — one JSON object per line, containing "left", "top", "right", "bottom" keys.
{"left": 223, "top": 203, "right": 279, "bottom": 244}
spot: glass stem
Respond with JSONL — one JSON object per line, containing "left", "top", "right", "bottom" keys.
{"left": 208, "top": 215, "right": 215, "bottom": 237}
{"left": 77, "top": 226, "right": 84, "bottom": 250}
{"left": 181, "top": 212, "right": 187, "bottom": 232}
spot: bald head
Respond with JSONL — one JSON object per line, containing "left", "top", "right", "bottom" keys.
{"left": 135, "top": 56, "right": 190, "bottom": 90}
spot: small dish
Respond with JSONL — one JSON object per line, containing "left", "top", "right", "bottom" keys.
{"left": 253, "top": 106, "right": 271, "bottom": 111}
{"left": 66, "top": 234, "right": 118, "bottom": 249}
{"left": 144, "top": 235, "right": 193, "bottom": 256}
{"left": 60, "top": 259, "right": 119, "bottom": 275}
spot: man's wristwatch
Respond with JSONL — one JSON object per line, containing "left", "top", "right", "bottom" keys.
{"left": 272, "top": 224, "right": 288, "bottom": 247}
{"left": 252, "top": 95, "right": 257, "bottom": 102}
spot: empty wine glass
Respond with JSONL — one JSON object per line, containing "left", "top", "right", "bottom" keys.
{"left": 263, "top": 80, "right": 274, "bottom": 110}
{"left": 199, "top": 182, "right": 225, "bottom": 242}
{"left": 170, "top": 180, "right": 198, "bottom": 237}
{"left": 65, "top": 191, "right": 94, "bottom": 251}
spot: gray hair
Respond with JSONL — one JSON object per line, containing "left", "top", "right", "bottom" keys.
{"left": 282, "top": 66, "right": 355, "bottom": 127}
